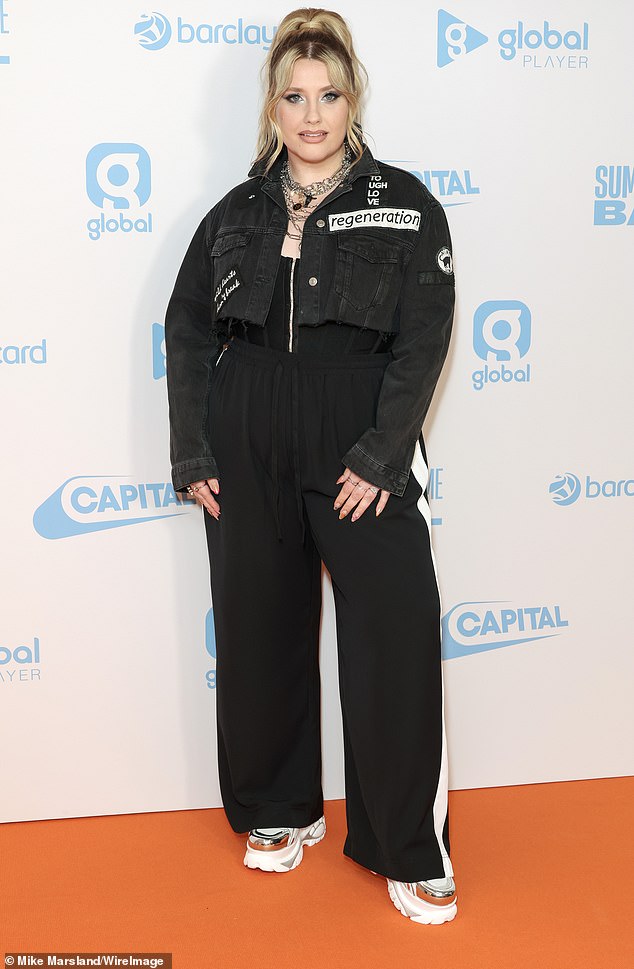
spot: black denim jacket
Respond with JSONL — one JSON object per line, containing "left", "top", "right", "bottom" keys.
{"left": 165, "top": 142, "right": 455, "bottom": 496}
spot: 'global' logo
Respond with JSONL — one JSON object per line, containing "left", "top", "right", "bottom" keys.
{"left": 33, "top": 476, "right": 196, "bottom": 539}
{"left": 472, "top": 300, "right": 532, "bottom": 391}
{"left": 594, "top": 165, "right": 634, "bottom": 226}
{"left": 134, "top": 12, "right": 277, "bottom": 51}
{"left": 152, "top": 322, "right": 166, "bottom": 379}
{"left": 549, "top": 472, "right": 634, "bottom": 506}
{"left": 437, "top": 9, "right": 589, "bottom": 70}
{"left": 85, "top": 143, "right": 153, "bottom": 241}
{"left": 442, "top": 601, "right": 569, "bottom": 659}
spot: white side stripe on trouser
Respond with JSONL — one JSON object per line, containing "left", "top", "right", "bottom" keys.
{"left": 410, "top": 437, "right": 454, "bottom": 879}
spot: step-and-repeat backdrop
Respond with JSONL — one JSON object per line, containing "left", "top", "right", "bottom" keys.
{"left": 1, "top": 2, "right": 632, "bottom": 823}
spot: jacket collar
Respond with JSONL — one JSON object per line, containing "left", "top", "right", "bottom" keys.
{"left": 247, "top": 141, "right": 380, "bottom": 185}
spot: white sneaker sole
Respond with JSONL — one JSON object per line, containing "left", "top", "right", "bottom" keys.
{"left": 243, "top": 816, "right": 326, "bottom": 873}
{"left": 387, "top": 878, "right": 458, "bottom": 924}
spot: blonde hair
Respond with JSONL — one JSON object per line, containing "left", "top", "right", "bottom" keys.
{"left": 252, "top": 8, "right": 369, "bottom": 176}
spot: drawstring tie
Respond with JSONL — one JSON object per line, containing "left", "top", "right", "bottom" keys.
{"left": 270, "top": 358, "right": 306, "bottom": 546}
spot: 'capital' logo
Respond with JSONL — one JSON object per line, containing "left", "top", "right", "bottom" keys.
{"left": 442, "top": 600, "right": 569, "bottom": 659}
{"left": 33, "top": 476, "right": 195, "bottom": 539}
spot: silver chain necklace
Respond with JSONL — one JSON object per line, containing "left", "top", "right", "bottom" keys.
{"left": 280, "top": 142, "right": 352, "bottom": 248}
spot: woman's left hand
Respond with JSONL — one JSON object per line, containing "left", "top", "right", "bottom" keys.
{"left": 334, "top": 468, "right": 391, "bottom": 522}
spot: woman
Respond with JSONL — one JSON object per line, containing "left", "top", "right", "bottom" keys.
{"left": 165, "top": 7, "right": 458, "bottom": 925}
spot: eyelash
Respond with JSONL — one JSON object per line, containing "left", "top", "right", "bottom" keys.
{"left": 283, "top": 91, "right": 340, "bottom": 104}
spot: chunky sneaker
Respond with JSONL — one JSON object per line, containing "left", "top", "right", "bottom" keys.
{"left": 387, "top": 875, "right": 458, "bottom": 924}
{"left": 243, "top": 816, "right": 326, "bottom": 873}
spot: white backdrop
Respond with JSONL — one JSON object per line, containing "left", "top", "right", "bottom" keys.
{"left": 1, "top": 1, "right": 632, "bottom": 823}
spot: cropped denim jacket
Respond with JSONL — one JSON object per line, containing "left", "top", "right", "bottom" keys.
{"left": 164, "top": 141, "right": 455, "bottom": 496}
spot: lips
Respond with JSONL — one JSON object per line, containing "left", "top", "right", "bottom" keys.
{"left": 299, "top": 131, "right": 327, "bottom": 140}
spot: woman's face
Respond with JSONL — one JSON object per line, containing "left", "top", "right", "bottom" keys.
{"left": 275, "top": 57, "right": 349, "bottom": 174}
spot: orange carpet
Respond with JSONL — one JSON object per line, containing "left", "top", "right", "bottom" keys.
{"left": 1, "top": 776, "right": 632, "bottom": 968}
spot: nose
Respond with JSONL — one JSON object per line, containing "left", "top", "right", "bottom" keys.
{"left": 303, "top": 100, "right": 322, "bottom": 125}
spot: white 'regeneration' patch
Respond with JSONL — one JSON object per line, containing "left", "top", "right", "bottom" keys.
{"left": 437, "top": 247, "right": 453, "bottom": 274}
{"left": 329, "top": 208, "right": 421, "bottom": 231}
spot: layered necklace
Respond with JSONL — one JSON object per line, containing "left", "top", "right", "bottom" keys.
{"left": 280, "top": 142, "right": 352, "bottom": 253}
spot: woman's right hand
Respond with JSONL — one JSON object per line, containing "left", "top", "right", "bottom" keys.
{"left": 186, "top": 479, "right": 221, "bottom": 519}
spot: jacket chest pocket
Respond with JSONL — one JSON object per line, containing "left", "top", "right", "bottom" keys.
{"left": 334, "top": 234, "right": 403, "bottom": 312}
{"left": 209, "top": 230, "right": 252, "bottom": 319}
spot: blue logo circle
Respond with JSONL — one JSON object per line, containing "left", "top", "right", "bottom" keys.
{"left": 135, "top": 12, "right": 172, "bottom": 51}
{"left": 549, "top": 472, "right": 581, "bottom": 506}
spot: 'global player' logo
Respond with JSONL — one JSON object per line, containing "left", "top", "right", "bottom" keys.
{"left": 437, "top": 9, "right": 589, "bottom": 70}
{"left": 437, "top": 9, "right": 487, "bottom": 67}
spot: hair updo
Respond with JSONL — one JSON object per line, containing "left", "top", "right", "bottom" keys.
{"left": 251, "top": 7, "right": 369, "bottom": 176}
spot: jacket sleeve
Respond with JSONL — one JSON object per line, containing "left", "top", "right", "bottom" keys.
{"left": 164, "top": 213, "right": 222, "bottom": 492}
{"left": 340, "top": 198, "right": 455, "bottom": 496}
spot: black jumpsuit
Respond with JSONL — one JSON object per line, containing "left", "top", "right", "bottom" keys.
{"left": 204, "top": 253, "right": 455, "bottom": 883}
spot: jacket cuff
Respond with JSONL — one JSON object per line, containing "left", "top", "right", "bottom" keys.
{"left": 341, "top": 444, "right": 409, "bottom": 497}
{"left": 172, "top": 456, "right": 220, "bottom": 493}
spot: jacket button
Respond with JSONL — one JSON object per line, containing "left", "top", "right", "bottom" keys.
{"left": 316, "top": 219, "right": 325, "bottom": 228}
{"left": 308, "top": 276, "right": 318, "bottom": 286}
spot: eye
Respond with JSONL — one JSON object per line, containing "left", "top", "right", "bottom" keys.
{"left": 282, "top": 91, "right": 342, "bottom": 104}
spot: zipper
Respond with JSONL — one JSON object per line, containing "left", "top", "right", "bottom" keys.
{"left": 288, "top": 257, "right": 296, "bottom": 352}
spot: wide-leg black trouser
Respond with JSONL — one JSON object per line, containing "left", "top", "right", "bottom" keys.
{"left": 203, "top": 335, "right": 454, "bottom": 882}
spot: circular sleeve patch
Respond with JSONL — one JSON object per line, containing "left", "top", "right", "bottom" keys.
{"left": 437, "top": 247, "right": 453, "bottom": 274}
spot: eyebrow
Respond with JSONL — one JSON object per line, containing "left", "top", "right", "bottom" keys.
{"left": 285, "top": 85, "right": 336, "bottom": 92}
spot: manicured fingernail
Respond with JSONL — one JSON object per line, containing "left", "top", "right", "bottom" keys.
{"left": 351, "top": 514, "right": 358, "bottom": 522}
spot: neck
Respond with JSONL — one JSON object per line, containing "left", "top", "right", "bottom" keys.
{"left": 286, "top": 144, "right": 346, "bottom": 186}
